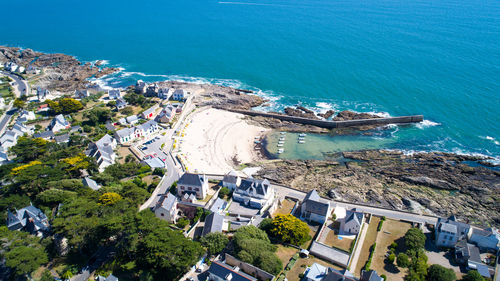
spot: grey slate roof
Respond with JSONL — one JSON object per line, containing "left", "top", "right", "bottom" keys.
{"left": 437, "top": 216, "right": 469, "bottom": 235}
{"left": 158, "top": 193, "right": 177, "bottom": 211}
{"left": 34, "top": 131, "right": 55, "bottom": 139}
{"left": 82, "top": 177, "right": 100, "bottom": 190}
{"left": 345, "top": 210, "right": 364, "bottom": 225}
{"left": 7, "top": 205, "right": 49, "bottom": 235}
{"left": 115, "top": 127, "right": 133, "bottom": 138}
{"left": 303, "top": 190, "right": 330, "bottom": 216}
{"left": 137, "top": 119, "right": 158, "bottom": 132}
{"left": 105, "top": 122, "right": 115, "bottom": 132}
{"left": 210, "top": 198, "right": 228, "bottom": 213}
{"left": 178, "top": 173, "right": 205, "bottom": 187}
{"left": 470, "top": 227, "right": 492, "bottom": 237}
{"left": 208, "top": 261, "right": 257, "bottom": 281}
{"left": 360, "top": 270, "right": 384, "bottom": 281}
{"left": 238, "top": 177, "right": 270, "bottom": 196}
{"left": 223, "top": 170, "right": 239, "bottom": 184}
{"left": 54, "top": 133, "right": 70, "bottom": 143}
{"left": 202, "top": 212, "right": 224, "bottom": 236}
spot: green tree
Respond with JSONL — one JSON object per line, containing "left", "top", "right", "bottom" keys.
{"left": 427, "top": 264, "right": 456, "bottom": 281}
{"left": 10, "top": 136, "right": 50, "bottom": 162}
{"left": 58, "top": 98, "right": 83, "bottom": 114}
{"left": 13, "top": 98, "right": 26, "bottom": 109}
{"left": 120, "top": 106, "right": 134, "bottom": 116}
{"left": 404, "top": 228, "right": 426, "bottom": 252}
{"left": 36, "top": 188, "right": 77, "bottom": 208}
{"left": 461, "top": 270, "right": 484, "bottom": 281}
{"left": 269, "top": 214, "right": 311, "bottom": 246}
{"left": 387, "top": 253, "right": 396, "bottom": 264}
{"left": 218, "top": 187, "right": 230, "bottom": 199}
{"left": 201, "top": 232, "right": 229, "bottom": 255}
{"left": 5, "top": 246, "right": 48, "bottom": 277}
{"left": 397, "top": 253, "right": 410, "bottom": 268}
{"left": 40, "top": 270, "right": 54, "bottom": 281}
{"left": 256, "top": 251, "right": 283, "bottom": 275}
{"left": 84, "top": 107, "right": 112, "bottom": 125}
{"left": 176, "top": 218, "right": 190, "bottom": 228}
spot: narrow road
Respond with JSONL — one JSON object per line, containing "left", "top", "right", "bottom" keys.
{"left": 0, "top": 70, "right": 29, "bottom": 135}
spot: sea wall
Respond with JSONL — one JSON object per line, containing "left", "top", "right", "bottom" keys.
{"left": 222, "top": 108, "right": 423, "bottom": 129}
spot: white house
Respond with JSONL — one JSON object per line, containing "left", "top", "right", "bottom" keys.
{"left": 172, "top": 89, "right": 186, "bottom": 101}
{"left": 300, "top": 190, "right": 332, "bottom": 224}
{"left": 18, "top": 110, "right": 36, "bottom": 122}
{"left": 125, "top": 115, "right": 139, "bottom": 125}
{"left": 158, "top": 87, "right": 172, "bottom": 100}
{"left": 48, "top": 114, "right": 71, "bottom": 132}
{"left": 342, "top": 210, "right": 365, "bottom": 235}
{"left": 435, "top": 215, "right": 470, "bottom": 248}
{"left": 115, "top": 98, "right": 128, "bottom": 110}
{"left": 177, "top": 173, "right": 209, "bottom": 200}
{"left": 86, "top": 134, "right": 117, "bottom": 172}
{"left": 222, "top": 170, "right": 241, "bottom": 191}
{"left": 141, "top": 105, "right": 158, "bottom": 119}
{"left": 114, "top": 127, "right": 134, "bottom": 144}
{"left": 74, "top": 89, "right": 90, "bottom": 99}
{"left": 233, "top": 177, "right": 274, "bottom": 209}
{"left": 468, "top": 227, "right": 500, "bottom": 251}
{"left": 0, "top": 98, "right": 6, "bottom": 109}
{"left": 107, "top": 90, "right": 121, "bottom": 100}
{"left": 154, "top": 193, "right": 178, "bottom": 223}
{"left": 136, "top": 120, "right": 159, "bottom": 138}
{"left": 26, "top": 65, "right": 40, "bottom": 75}
{"left": 0, "top": 131, "right": 19, "bottom": 150}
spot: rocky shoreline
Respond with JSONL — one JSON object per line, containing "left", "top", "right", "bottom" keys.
{"left": 2, "top": 46, "right": 498, "bottom": 227}
{"left": 0, "top": 46, "right": 119, "bottom": 92}
{"left": 254, "top": 149, "right": 500, "bottom": 228}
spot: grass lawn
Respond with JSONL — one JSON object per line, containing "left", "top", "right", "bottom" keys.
{"left": 273, "top": 199, "right": 296, "bottom": 217}
{"left": 286, "top": 256, "right": 344, "bottom": 281}
{"left": 323, "top": 225, "right": 354, "bottom": 252}
{"left": 371, "top": 219, "right": 412, "bottom": 281}
{"left": 302, "top": 222, "right": 320, "bottom": 249}
{"left": 276, "top": 245, "right": 298, "bottom": 267}
{"left": 353, "top": 216, "right": 381, "bottom": 276}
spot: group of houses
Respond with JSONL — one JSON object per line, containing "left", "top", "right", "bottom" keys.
{"left": 134, "top": 80, "right": 187, "bottom": 101}
{"left": 435, "top": 215, "right": 499, "bottom": 278}
{"left": 0, "top": 110, "right": 36, "bottom": 162}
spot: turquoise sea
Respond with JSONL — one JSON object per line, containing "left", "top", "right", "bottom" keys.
{"left": 1, "top": 0, "right": 499, "bottom": 161}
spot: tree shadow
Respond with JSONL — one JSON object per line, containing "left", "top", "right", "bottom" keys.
{"left": 383, "top": 262, "right": 400, "bottom": 274}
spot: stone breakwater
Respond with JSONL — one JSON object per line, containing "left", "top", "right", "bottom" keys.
{"left": 223, "top": 108, "right": 423, "bottom": 129}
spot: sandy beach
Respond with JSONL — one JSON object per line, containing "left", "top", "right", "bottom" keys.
{"left": 177, "top": 107, "right": 269, "bottom": 174}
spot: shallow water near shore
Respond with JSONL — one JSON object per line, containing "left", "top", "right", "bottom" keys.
{"left": 1, "top": 0, "right": 499, "bottom": 161}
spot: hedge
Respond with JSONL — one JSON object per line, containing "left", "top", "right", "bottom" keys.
{"left": 364, "top": 243, "right": 377, "bottom": 271}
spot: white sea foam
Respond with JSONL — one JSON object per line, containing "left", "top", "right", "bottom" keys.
{"left": 480, "top": 136, "right": 500, "bottom": 146}
{"left": 415, "top": 119, "right": 440, "bottom": 129}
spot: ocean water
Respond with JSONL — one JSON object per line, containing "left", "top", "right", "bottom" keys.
{"left": 1, "top": 0, "right": 499, "bottom": 161}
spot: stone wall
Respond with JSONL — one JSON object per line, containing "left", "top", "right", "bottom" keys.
{"left": 224, "top": 108, "right": 424, "bottom": 129}
{"left": 225, "top": 253, "right": 275, "bottom": 281}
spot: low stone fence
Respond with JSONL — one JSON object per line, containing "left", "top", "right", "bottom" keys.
{"left": 225, "top": 253, "right": 275, "bottom": 281}
{"left": 223, "top": 108, "right": 423, "bottom": 129}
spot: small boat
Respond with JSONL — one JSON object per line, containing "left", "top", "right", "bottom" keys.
{"left": 277, "top": 144, "right": 284, "bottom": 147}
{"left": 278, "top": 140, "right": 285, "bottom": 144}
{"left": 298, "top": 136, "right": 305, "bottom": 140}
{"left": 279, "top": 138, "right": 286, "bottom": 141}
{"left": 277, "top": 148, "right": 284, "bottom": 154}
{"left": 299, "top": 133, "right": 307, "bottom": 137}
{"left": 280, "top": 132, "right": 286, "bottom": 135}
{"left": 298, "top": 140, "right": 305, "bottom": 144}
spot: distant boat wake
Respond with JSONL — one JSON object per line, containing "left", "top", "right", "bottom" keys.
{"left": 218, "top": 1, "right": 290, "bottom": 7}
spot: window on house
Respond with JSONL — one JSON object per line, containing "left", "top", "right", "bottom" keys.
{"left": 161, "top": 213, "right": 164, "bottom": 216}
